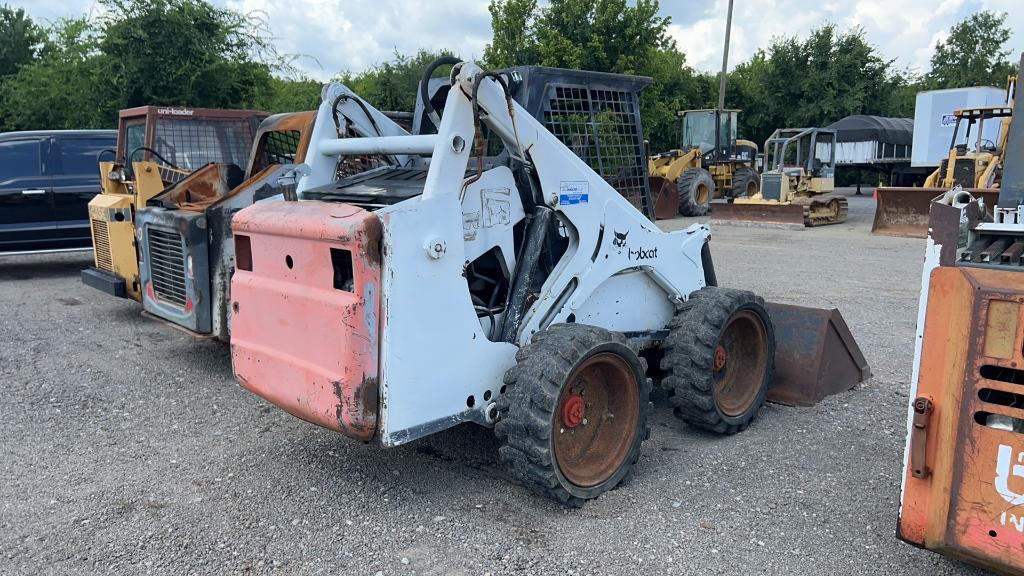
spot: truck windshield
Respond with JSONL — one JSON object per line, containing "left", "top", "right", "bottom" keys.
{"left": 682, "top": 111, "right": 717, "bottom": 153}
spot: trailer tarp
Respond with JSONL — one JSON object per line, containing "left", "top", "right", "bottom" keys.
{"left": 826, "top": 115, "right": 913, "bottom": 145}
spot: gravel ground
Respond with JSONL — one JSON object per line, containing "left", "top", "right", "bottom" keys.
{"left": 0, "top": 188, "right": 991, "bottom": 575}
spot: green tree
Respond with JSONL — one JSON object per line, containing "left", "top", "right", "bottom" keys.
{"left": 925, "top": 11, "right": 1015, "bottom": 89}
{"left": 483, "top": 0, "right": 538, "bottom": 68}
{"left": 0, "top": 4, "right": 43, "bottom": 77}
{"left": 94, "top": 0, "right": 276, "bottom": 110}
{"left": 0, "top": 0, "right": 285, "bottom": 131}
{"left": 0, "top": 17, "right": 109, "bottom": 130}
{"left": 338, "top": 49, "right": 456, "bottom": 113}
{"left": 723, "top": 25, "right": 908, "bottom": 146}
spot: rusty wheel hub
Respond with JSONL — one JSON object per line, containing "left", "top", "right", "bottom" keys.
{"left": 561, "top": 395, "right": 586, "bottom": 428}
{"left": 714, "top": 344, "right": 727, "bottom": 371}
{"left": 712, "top": 310, "right": 769, "bottom": 417}
{"left": 554, "top": 352, "right": 639, "bottom": 488}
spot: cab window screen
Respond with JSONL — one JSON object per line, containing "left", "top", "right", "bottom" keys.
{"left": 153, "top": 119, "right": 252, "bottom": 171}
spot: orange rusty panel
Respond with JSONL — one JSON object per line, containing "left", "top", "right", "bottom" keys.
{"left": 899, "top": 266, "right": 1024, "bottom": 575}
{"left": 899, "top": 266, "right": 975, "bottom": 547}
{"left": 229, "top": 200, "right": 381, "bottom": 441}
{"left": 984, "top": 300, "right": 1020, "bottom": 360}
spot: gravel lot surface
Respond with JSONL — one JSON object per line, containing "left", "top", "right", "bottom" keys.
{"left": 0, "top": 188, "right": 990, "bottom": 575}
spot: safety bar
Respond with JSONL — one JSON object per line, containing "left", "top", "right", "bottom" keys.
{"left": 319, "top": 134, "right": 439, "bottom": 157}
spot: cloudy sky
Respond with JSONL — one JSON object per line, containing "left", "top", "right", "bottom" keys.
{"left": 14, "top": 0, "right": 1024, "bottom": 81}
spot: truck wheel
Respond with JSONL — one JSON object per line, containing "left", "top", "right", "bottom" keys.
{"left": 495, "top": 323, "right": 651, "bottom": 506}
{"left": 660, "top": 287, "right": 775, "bottom": 434}
{"left": 730, "top": 167, "right": 759, "bottom": 198}
{"left": 676, "top": 168, "right": 715, "bottom": 216}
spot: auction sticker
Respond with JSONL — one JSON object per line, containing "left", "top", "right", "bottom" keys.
{"left": 559, "top": 181, "right": 589, "bottom": 205}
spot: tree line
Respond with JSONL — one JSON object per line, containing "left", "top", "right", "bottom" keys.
{"left": 0, "top": 0, "right": 1017, "bottom": 154}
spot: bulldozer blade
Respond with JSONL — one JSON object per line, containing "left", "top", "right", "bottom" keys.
{"left": 649, "top": 176, "right": 679, "bottom": 220}
{"left": 766, "top": 303, "right": 871, "bottom": 407}
{"left": 708, "top": 202, "right": 806, "bottom": 230}
{"left": 871, "top": 187, "right": 999, "bottom": 238}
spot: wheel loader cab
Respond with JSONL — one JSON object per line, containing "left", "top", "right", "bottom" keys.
{"left": 680, "top": 109, "right": 754, "bottom": 165}
{"left": 81, "top": 106, "right": 269, "bottom": 300}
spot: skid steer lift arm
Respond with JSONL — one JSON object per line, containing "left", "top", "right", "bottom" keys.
{"left": 298, "top": 62, "right": 710, "bottom": 344}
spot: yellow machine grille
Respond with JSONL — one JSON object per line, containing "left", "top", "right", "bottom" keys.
{"left": 91, "top": 219, "right": 113, "bottom": 271}
{"left": 146, "top": 228, "right": 187, "bottom": 307}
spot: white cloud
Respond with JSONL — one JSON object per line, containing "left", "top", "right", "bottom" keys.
{"left": 10, "top": 0, "right": 1024, "bottom": 81}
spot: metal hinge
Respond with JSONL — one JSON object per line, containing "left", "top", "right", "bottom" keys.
{"left": 911, "top": 397, "right": 934, "bottom": 479}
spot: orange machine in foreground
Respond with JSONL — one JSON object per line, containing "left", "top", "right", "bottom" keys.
{"left": 898, "top": 54, "right": 1024, "bottom": 574}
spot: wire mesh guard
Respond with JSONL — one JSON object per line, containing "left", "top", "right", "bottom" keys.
{"left": 334, "top": 125, "right": 391, "bottom": 180}
{"left": 542, "top": 85, "right": 653, "bottom": 217}
{"left": 261, "top": 129, "right": 302, "bottom": 166}
{"left": 153, "top": 118, "right": 255, "bottom": 171}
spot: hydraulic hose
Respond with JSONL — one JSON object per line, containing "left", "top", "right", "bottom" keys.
{"left": 419, "top": 56, "right": 462, "bottom": 130}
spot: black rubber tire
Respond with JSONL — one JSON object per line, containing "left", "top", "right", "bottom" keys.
{"left": 494, "top": 323, "right": 652, "bottom": 506}
{"left": 676, "top": 168, "right": 715, "bottom": 216}
{"left": 730, "top": 166, "right": 759, "bottom": 198}
{"left": 660, "top": 287, "right": 775, "bottom": 434}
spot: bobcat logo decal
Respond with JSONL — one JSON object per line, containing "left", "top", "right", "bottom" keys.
{"left": 612, "top": 230, "right": 628, "bottom": 248}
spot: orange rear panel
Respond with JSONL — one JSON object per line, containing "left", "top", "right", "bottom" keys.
{"left": 899, "top": 266, "right": 1024, "bottom": 574}
{"left": 229, "top": 201, "right": 381, "bottom": 441}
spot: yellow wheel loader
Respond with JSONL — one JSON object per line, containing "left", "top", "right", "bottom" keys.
{"left": 714, "top": 127, "right": 846, "bottom": 228}
{"left": 648, "top": 109, "right": 759, "bottom": 218}
{"left": 81, "top": 106, "right": 269, "bottom": 300}
{"left": 873, "top": 76, "right": 1016, "bottom": 237}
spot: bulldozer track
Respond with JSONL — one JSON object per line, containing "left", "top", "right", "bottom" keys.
{"left": 791, "top": 194, "right": 848, "bottom": 227}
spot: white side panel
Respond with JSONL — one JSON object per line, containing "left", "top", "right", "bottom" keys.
{"left": 898, "top": 234, "right": 944, "bottom": 512}
{"left": 574, "top": 270, "right": 675, "bottom": 333}
{"left": 377, "top": 191, "right": 518, "bottom": 446}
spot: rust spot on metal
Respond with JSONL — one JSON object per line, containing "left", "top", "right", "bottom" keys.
{"left": 332, "top": 375, "right": 379, "bottom": 440}
{"left": 360, "top": 214, "right": 383, "bottom": 266}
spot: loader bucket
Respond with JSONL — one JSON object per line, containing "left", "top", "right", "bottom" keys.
{"left": 871, "top": 187, "right": 999, "bottom": 238}
{"left": 709, "top": 201, "right": 806, "bottom": 230}
{"left": 766, "top": 303, "right": 871, "bottom": 407}
{"left": 649, "top": 176, "right": 679, "bottom": 220}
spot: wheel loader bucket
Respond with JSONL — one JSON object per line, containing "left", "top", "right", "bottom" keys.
{"left": 649, "top": 176, "right": 679, "bottom": 220}
{"left": 871, "top": 187, "right": 1000, "bottom": 238}
{"left": 709, "top": 202, "right": 806, "bottom": 230}
{"left": 766, "top": 303, "right": 871, "bottom": 407}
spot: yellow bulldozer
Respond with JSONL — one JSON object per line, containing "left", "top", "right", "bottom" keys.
{"left": 648, "top": 108, "right": 759, "bottom": 218}
{"left": 873, "top": 76, "right": 1016, "bottom": 237}
{"left": 80, "top": 106, "right": 269, "bottom": 300}
{"left": 714, "top": 127, "right": 847, "bottom": 227}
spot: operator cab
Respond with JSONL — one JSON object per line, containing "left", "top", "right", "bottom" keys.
{"left": 679, "top": 109, "right": 754, "bottom": 165}
{"left": 948, "top": 106, "right": 1013, "bottom": 155}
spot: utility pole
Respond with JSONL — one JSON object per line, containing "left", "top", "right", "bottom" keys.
{"left": 718, "top": 0, "right": 734, "bottom": 110}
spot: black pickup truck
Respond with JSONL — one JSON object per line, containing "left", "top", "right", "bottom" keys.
{"left": 0, "top": 129, "right": 116, "bottom": 253}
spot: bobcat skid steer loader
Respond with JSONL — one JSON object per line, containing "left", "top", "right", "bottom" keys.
{"left": 228, "top": 60, "right": 865, "bottom": 505}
